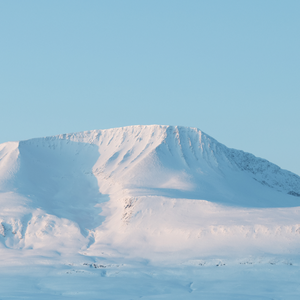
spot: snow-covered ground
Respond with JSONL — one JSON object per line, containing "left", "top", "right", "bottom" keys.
{"left": 0, "top": 125, "right": 300, "bottom": 298}
{"left": 2, "top": 256, "right": 300, "bottom": 299}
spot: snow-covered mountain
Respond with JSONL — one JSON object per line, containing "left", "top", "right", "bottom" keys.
{"left": 1, "top": 125, "right": 300, "bottom": 260}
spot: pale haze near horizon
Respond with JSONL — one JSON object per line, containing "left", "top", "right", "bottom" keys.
{"left": 0, "top": 1, "right": 299, "bottom": 175}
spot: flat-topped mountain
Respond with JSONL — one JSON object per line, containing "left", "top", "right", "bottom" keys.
{"left": 0, "top": 125, "right": 300, "bottom": 259}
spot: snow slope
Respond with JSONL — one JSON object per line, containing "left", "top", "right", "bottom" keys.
{"left": 0, "top": 125, "right": 300, "bottom": 258}
{"left": 1, "top": 125, "right": 300, "bottom": 298}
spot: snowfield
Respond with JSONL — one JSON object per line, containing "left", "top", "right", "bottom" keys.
{"left": 0, "top": 125, "right": 300, "bottom": 299}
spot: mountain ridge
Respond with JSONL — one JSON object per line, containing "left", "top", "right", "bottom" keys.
{"left": 1, "top": 125, "right": 300, "bottom": 200}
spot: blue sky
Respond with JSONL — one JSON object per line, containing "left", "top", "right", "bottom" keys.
{"left": 1, "top": 1, "right": 299, "bottom": 175}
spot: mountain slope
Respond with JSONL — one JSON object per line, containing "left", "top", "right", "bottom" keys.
{"left": 0, "top": 125, "right": 300, "bottom": 259}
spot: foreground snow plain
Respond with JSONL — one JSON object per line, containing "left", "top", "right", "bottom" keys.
{"left": 2, "top": 256, "right": 300, "bottom": 299}
{"left": 0, "top": 125, "right": 300, "bottom": 299}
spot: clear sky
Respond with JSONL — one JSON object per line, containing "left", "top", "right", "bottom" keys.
{"left": 1, "top": 1, "right": 299, "bottom": 175}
